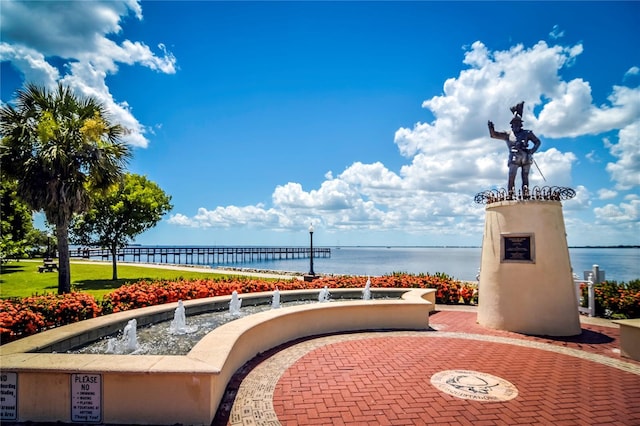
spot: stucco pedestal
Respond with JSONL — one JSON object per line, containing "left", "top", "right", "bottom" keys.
{"left": 477, "top": 200, "right": 581, "bottom": 336}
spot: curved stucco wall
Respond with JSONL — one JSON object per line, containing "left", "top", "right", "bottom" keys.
{"left": 477, "top": 200, "right": 581, "bottom": 336}
{"left": 0, "top": 288, "right": 435, "bottom": 425}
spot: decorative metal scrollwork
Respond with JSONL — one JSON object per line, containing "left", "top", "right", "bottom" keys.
{"left": 474, "top": 186, "right": 576, "bottom": 205}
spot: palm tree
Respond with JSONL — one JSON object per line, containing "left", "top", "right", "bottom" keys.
{"left": 0, "top": 83, "right": 131, "bottom": 294}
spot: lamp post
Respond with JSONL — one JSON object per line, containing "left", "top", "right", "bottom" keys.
{"left": 308, "top": 223, "right": 315, "bottom": 276}
{"left": 305, "top": 223, "right": 317, "bottom": 281}
{"left": 46, "top": 233, "right": 52, "bottom": 260}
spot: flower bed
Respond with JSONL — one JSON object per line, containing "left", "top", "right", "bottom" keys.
{"left": 3, "top": 272, "right": 639, "bottom": 344}
{"left": 0, "top": 292, "right": 102, "bottom": 342}
{"left": 2, "top": 273, "right": 474, "bottom": 343}
{"left": 581, "top": 279, "right": 640, "bottom": 319}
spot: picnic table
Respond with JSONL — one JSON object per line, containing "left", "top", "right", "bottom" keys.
{"left": 38, "top": 259, "right": 58, "bottom": 273}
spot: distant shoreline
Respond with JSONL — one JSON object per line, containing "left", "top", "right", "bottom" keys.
{"left": 68, "top": 246, "right": 638, "bottom": 282}
{"left": 568, "top": 245, "right": 640, "bottom": 249}
{"left": 124, "top": 245, "right": 639, "bottom": 249}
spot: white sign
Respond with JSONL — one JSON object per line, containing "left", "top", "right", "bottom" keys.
{"left": 0, "top": 372, "right": 18, "bottom": 420}
{"left": 71, "top": 373, "right": 102, "bottom": 423}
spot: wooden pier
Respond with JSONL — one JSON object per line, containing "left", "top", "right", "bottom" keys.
{"left": 70, "top": 246, "right": 331, "bottom": 265}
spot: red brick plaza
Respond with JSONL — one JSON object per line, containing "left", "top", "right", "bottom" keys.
{"left": 216, "top": 308, "right": 640, "bottom": 426}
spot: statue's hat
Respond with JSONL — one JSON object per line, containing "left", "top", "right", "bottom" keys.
{"left": 510, "top": 101, "right": 524, "bottom": 123}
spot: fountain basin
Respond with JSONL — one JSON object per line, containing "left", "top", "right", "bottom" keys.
{"left": 0, "top": 287, "right": 435, "bottom": 425}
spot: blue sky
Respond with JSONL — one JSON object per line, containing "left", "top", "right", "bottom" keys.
{"left": 1, "top": 1, "right": 639, "bottom": 247}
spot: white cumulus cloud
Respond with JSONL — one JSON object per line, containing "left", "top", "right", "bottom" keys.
{"left": 598, "top": 189, "right": 618, "bottom": 200}
{"left": 0, "top": 0, "right": 176, "bottom": 148}
{"left": 594, "top": 198, "right": 640, "bottom": 225}
{"left": 159, "top": 39, "right": 640, "bottom": 242}
{"left": 605, "top": 121, "right": 640, "bottom": 191}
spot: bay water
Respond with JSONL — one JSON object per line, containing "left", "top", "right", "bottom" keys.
{"left": 207, "top": 246, "right": 638, "bottom": 283}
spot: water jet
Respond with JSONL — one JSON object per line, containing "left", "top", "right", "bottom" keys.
{"left": 363, "top": 277, "right": 372, "bottom": 300}
{"left": 318, "top": 286, "right": 330, "bottom": 302}
{"left": 272, "top": 288, "right": 281, "bottom": 309}
{"left": 229, "top": 290, "right": 242, "bottom": 316}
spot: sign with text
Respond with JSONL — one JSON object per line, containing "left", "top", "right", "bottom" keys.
{"left": 501, "top": 234, "right": 535, "bottom": 263}
{"left": 0, "top": 372, "right": 17, "bottom": 420}
{"left": 71, "top": 374, "right": 102, "bottom": 423}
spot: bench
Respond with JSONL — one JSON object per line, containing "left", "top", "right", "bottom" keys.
{"left": 612, "top": 318, "right": 640, "bottom": 361}
{"left": 38, "top": 261, "right": 58, "bottom": 273}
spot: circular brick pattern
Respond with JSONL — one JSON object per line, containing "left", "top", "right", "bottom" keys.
{"left": 430, "top": 369, "right": 518, "bottom": 401}
{"left": 225, "top": 311, "right": 640, "bottom": 425}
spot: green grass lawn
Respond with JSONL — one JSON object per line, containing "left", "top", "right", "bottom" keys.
{"left": 0, "top": 260, "right": 238, "bottom": 300}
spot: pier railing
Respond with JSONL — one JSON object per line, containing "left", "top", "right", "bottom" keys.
{"left": 70, "top": 246, "right": 331, "bottom": 265}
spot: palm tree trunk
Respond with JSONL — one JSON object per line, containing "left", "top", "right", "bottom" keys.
{"left": 55, "top": 222, "right": 72, "bottom": 294}
{"left": 111, "top": 243, "right": 119, "bottom": 281}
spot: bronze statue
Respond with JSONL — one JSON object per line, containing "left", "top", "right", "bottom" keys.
{"left": 488, "top": 101, "right": 541, "bottom": 194}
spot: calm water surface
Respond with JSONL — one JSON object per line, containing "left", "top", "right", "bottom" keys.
{"left": 117, "top": 246, "right": 638, "bottom": 282}
{"left": 209, "top": 246, "right": 638, "bottom": 283}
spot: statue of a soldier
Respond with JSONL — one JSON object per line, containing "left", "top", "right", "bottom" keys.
{"left": 488, "top": 102, "right": 541, "bottom": 195}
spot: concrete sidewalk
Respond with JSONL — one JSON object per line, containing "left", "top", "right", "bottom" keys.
{"left": 69, "top": 259, "right": 304, "bottom": 280}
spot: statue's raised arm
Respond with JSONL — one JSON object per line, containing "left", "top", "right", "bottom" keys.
{"left": 488, "top": 120, "right": 508, "bottom": 140}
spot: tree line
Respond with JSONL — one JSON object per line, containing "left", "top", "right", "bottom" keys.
{"left": 1, "top": 83, "right": 173, "bottom": 293}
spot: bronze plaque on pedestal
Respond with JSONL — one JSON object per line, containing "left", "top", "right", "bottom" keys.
{"left": 501, "top": 234, "right": 535, "bottom": 263}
